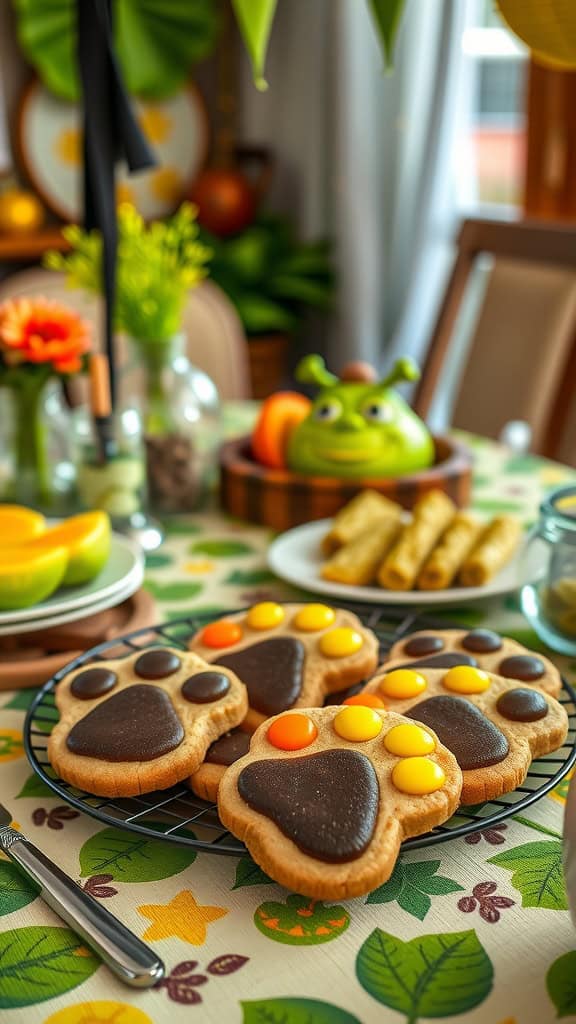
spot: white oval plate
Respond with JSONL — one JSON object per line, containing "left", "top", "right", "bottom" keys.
{"left": 0, "top": 572, "right": 143, "bottom": 637}
{"left": 268, "top": 519, "right": 540, "bottom": 606}
{"left": 0, "top": 533, "right": 144, "bottom": 627}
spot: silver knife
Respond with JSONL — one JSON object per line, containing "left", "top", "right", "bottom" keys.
{"left": 0, "top": 803, "right": 164, "bottom": 988}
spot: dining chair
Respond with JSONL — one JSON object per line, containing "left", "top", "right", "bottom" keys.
{"left": 413, "top": 218, "right": 576, "bottom": 464}
{"left": 0, "top": 267, "right": 252, "bottom": 400}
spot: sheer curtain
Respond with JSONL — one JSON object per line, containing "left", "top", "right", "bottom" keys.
{"left": 239, "top": 0, "right": 470, "bottom": 370}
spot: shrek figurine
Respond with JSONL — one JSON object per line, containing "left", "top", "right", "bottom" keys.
{"left": 287, "top": 355, "right": 434, "bottom": 478}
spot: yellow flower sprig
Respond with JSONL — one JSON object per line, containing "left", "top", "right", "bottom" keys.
{"left": 46, "top": 203, "right": 212, "bottom": 346}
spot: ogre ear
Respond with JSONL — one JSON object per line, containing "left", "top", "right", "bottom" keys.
{"left": 380, "top": 356, "right": 420, "bottom": 389}
{"left": 295, "top": 354, "right": 338, "bottom": 389}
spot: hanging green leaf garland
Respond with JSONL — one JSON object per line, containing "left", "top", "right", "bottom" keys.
{"left": 231, "top": 0, "right": 278, "bottom": 91}
{"left": 367, "top": 0, "right": 407, "bottom": 71}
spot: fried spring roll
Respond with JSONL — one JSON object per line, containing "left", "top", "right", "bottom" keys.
{"left": 377, "top": 490, "right": 456, "bottom": 591}
{"left": 321, "top": 490, "right": 402, "bottom": 555}
{"left": 321, "top": 518, "right": 403, "bottom": 586}
{"left": 417, "top": 513, "right": 483, "bottom": 590}
{"left": 458, "top": 515, "right": 522, "bottom": 587}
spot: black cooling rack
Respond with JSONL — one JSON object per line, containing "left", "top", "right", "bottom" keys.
{"left": 24, "top": 604, "right": 576, "bottom": 856}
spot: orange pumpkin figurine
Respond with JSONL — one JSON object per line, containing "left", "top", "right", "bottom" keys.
{"left": 251, "top": 391, "right": 311, "bottom": 469}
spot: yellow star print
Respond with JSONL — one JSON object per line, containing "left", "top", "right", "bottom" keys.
{"left": 137, "top": 890, "right": 227, "bottom": 945}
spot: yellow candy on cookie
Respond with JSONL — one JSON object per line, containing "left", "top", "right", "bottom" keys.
{"left": 443, "top": 665, "right": 491, "bottom": 694}
{"left": 333, "top": 705, "right": 383, "bottom": 742}
{"left": 247, "top": 602, "right": 286, "bottom": 630}
{"left": 384, "top": 723, "right": 435, "bottom": 757}
{"left": 293, "top": 604, "right": 336, "bottom": 631}
{"left": 319, "top": 627, "right": 363, "bottom": 658}
{"left": 392, "top": 756, "right": 446, "bottom": 795}
{"left": 379, "top": 668, "right": 427, "bottom": 699}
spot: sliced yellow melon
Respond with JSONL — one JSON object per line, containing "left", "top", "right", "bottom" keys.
{"left": 0, "top": 505, "right": 46, "bottom": 544}
{"left": 0, "top": 544, "right": 68, "bottom": 610}
{"left": 32, "top": 511, "right": 112, "bottom": 586}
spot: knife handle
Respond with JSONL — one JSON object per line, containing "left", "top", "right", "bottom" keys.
{"left": 2, "top": 831, "right": 164, "bottom": 988}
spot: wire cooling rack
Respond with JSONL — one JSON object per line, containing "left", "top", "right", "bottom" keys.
{"left": 24, "top": 604, "right": 576, "bottom": 855}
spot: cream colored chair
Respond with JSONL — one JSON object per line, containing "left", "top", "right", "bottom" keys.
{"left": 0, "top": 268, "right": 251, "bottom": 400}
{"left": 414, "top": 219, "right": 576, "bottom": 465}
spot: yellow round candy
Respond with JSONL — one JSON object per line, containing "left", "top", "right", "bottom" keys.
{"left": 246, "top": 602, "right": 285, "bottom": 630}
{"left": 293, "top": 603, "right": 336, "bottom": 632}
{"left": 392, "top": 757, "right": 446, "bottom": 795}
{"left": 443, "top": 665, "right": 491, "bottom": 694}
{"left": 319, "top": 627, "right": 363, "bottom": 658}
{"left": 384, "top": 724, "right": 436, "bottom": 757}
{"left": 379, "top": 669, "right": 427, "bottom": 700}
{"left": 333, "top": 705, "right": 383, "bottom": 742}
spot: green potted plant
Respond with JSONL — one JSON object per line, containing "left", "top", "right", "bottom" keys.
{"left": 200, "top": 214, "right": 335, "bottom": 397}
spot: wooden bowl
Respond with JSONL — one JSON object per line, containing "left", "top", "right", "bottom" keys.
{"left": 219, "top": 435, "right": 472, "bottom": 531}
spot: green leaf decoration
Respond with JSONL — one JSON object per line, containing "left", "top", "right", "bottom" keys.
{"left": 547, "top": 951, "right": 576, "bottom": 1019}
{"left": 13, "top": 0, "right": 218, "bottom": 101}
{"left": 79, "top": 823, "right": 197, "bottom": 882}
{"left": 189, "top": 539, "right": 254, "bottom": 557}
{"left": 0, "top": 863, "right": 38, "bottom": 917}
{"left": 254, "top": 894, "right": 350, "bottom": 945}
{"left": 241, "top": 998, "right": 361, "bottom": 1024}
{"left": 3, "top": 689, "right": 40, "bottom": 712}
{"left": 0, "top": 926, "right": 99, "bottom": 1008}
{"left": 488, "top": 841, "right": 567, "bottom": 910}
{"left": 232, "top": 856, "right": 274, "bottom": 890}
{"left": 16, "top": 774, "right": 54, "bottom": 800}
{"left": 145, "top": 580, "right": 203, "bottom": 602}
{"left": 472, "top": 498, "right": 525, "bottom": 515}
{"left": 356, "top": 928, "right": 493, "bottom": 1019}
{"left": 226, "top": 569, "right": 276, "bottom": 585}
{"left": 145, "top": 551, "right": 174, "bottom": 570}
{"left": 232, "top": 0, "right": 278, "bottom": 91}
{"left": 366, "top": 859, "right": 464, "bottom": 920}
{"left": 162, "top": 520, "right": 202, "bottom": 537}
{"left": 367, "top": 0, "right": 407, "bottom": 70}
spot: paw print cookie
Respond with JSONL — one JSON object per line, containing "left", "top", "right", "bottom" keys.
{"left": 359, "top": 665, "right": 568, "bottom": 803}
{"left": 48, "top": 648, "right": 248, "bottom": 797}
{"left": 217, "top": 705, "right": 461, "bottom": 899}
{"left": 189, "top": 728, "right": 251, "bottom": 802}
{"left": 189, "top": 603, "right": 379, "bottom": 731}
{"left": 385, "top": 628, "right": 562, "bottom": 697}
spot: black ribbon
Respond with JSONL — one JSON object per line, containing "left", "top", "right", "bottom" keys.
{"left": 76, "top": 0, "right": 156, "bottom": 407}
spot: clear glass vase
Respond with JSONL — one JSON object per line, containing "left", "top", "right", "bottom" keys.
{"left": 127, "top": 333, "right": 221, "bottom": 514}
{"left": 0, "top": 375, "right": 76, "bottom": 513}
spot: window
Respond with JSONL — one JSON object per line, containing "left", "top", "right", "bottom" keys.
{"left": 460, "top": 0, "right": 528, "bottom": 209}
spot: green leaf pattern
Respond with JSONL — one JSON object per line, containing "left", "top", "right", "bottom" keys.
{"left": 366, "top": 859, "right": 464, "bottom": 919}
{"left": 488, "top": 841, "right": 568, "bottom": 910}
{"left": 79, "top": 824, "right": 197, "bottom": 882}
{"left": 0, "top": 926, "right": 99, "bottom": 1008}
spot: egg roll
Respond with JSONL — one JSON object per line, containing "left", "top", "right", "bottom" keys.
{"left": 417, "top": 513, "right": 483, "bottom": 590}
{"left": 321, "top": 490, "right": 402, "bottom": 555}
{"left": 321, "top": 518, "right": 403, "bottom": 586}
{"left": 377, "top": 490, "right": 456, "bottom": 591}
{"left": 458, "top": 515, "right": 522, "bottom": 587}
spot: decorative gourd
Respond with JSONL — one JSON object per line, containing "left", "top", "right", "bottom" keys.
{"left": 284, "top": 355, "right": 434, "bottom": 478}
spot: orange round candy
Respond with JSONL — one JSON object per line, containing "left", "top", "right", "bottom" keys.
{"left": 200, "top": 620, "right": 243, "bottom": 649}
{"left": 267, "top": 713, "right": 318, "bottom": 751}
{"left": 342, "top": 693, "right": 386, "bottom": 709}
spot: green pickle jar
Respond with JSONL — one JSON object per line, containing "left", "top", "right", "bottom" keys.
{"left": 520, "top": 485, "right": 576, "bottom": 656}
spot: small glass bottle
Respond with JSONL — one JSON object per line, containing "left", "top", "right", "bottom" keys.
{"left": 73, "top": 405, "right": 163, "bottom": 551}
{"left": 520, "top": 485, "right": 576, "bottom": 656}
{"left": 126, "top": 333, "right": 221, "bottom": 514}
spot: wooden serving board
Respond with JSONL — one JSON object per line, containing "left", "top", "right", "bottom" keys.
{"left": 0, "top": 588, "right": 156, "bottom": 690}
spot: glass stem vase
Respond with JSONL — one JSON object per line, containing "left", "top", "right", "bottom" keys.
{"left": 6, "top": 371, "right": 52, "bottom": 508}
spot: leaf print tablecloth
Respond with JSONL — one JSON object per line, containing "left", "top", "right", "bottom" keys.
{"left": 2, "top": 426, "right": 576, "bottom": 1024}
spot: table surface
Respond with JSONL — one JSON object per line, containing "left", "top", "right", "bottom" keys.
{"left": 2, "top": 427, "right": 576, "bottom": 1024}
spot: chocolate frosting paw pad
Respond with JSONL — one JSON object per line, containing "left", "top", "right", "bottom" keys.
{"left": 189, "top": 602, "right": 379, "bottom": 731}
{"left": 217, "top": 705, "right": 462, "bottom": 900}
{"left": 48, "top": 647, "right": 248, "bottom": 797}
{"left": 360, "top": 665, "right": 568, "bottom": 804}
{"left": 386, "top": 628, "right": 562, "bottom": 697}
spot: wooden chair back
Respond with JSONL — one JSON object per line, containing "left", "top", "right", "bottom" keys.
{"left": 413, "top": 218, "right": 576, "bottom": 462}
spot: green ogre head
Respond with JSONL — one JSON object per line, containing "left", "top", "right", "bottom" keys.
{"left": 287, "top": 355, "right": 434, "bottom": 478}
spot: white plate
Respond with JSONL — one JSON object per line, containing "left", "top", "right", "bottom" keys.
{"left": 0, "top": 533, "right": 144, "bottom": 627}
{"left": 268, "top": 519, "right": 540, "bottom": 606}
{"left": 0, "top": 573, "right": 143, "bottom": 637}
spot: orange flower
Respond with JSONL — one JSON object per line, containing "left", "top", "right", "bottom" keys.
{"left": 0, "top": 296, "right": 91, "bottom": 374}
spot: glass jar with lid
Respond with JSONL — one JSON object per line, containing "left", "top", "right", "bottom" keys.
{"left": 520, "top": 485, "right": 576, "bottom": 656}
